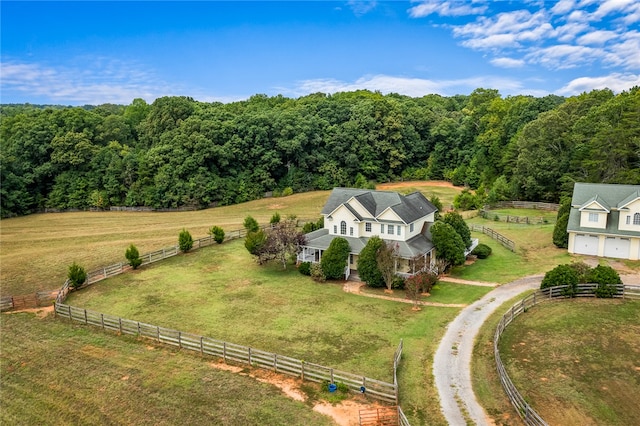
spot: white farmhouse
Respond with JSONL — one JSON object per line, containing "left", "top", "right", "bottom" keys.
{"left": 298, "top": 188, "right": 439, "bottom": 279}
{"left": 567, "top": 182, "right": 640, "bottom": 260}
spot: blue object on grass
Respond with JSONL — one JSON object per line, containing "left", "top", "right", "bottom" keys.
{"left": 328, "top": 383, "right": 337, "bottom": 392}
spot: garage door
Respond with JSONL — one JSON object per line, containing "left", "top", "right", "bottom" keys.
{"left": 574, "top": 234, "right": 599, "bottom": 256}
{"left": 604, "top": 237, "right": 630, "bottom": 259}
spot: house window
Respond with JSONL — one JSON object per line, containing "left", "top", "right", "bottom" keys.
{"left": 333, "top": 225, "right": 337, "bottom": 234}
{"left": 350, "top": 227, "right": 353, "bottom": 236}
{"left": 397, "top": 227, "right": 401, "bottom": 236}
{"left": 635, "top": 213, "right": 640, "bottom": 225}
{"left": 365, "top": 222, "right": 371, "bottom": 232}
{"left": 410, "top": 223, "right": 414, "bottom": 232}
{"left": 349, "top": 254, "right": 353, "bottom": 265}
{"left": 627, "top": 216, "right": 631, "bottom": 225}
{"left": 340, "top": 221, "right": 347, "bottom": 235}
{"left": 381, "top": 224, "right": 384, "bottom": 234}
{"left": 588, "top": 212, "right": 599, "bottom": 223}
{"left": 388, "top": 225, "right": 394, "bottom": 235}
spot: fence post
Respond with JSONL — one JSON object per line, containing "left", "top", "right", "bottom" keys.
{"left": 248, "top": 347, "right": 252, "bottom": 366}
{"left": 84, "top": 309, "right": 88, "bottom": 324}
{"left": 223, "top": 342, "right": 227, "bottom": 362}
{"left": 101, "top": 313, "right": 105, "bottom": 329}
{"left": 178, "top": 331, "right": 182, "bottom": 349}
{"left": 68, "top": 305, "right": 72, "bottom": 319}
{"left": 157, "top": 326, "right": 160, "bottom": 341}
{"left": 330, "top": 368, "right": 334, "bottom": 384}
{"left": 119, "top": 317, "right": 123, "bottom": 334}
{"left": 274, "top": 354, "right": 278, "bottom": 372}
{"left": 301, "top": 361, "right": 305, "bottom": 380}
{"left": 200, "top": 336, "right": 204, "bottom": 355}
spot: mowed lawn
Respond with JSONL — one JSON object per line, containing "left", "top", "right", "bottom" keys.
{"left": 0, "top": 312, "right": 335, "bottom": 426}
{"left": 499, "top": 299, "right": 640, "bottom": 426}
{"left": 66, "top": 239, "right": 463, "bottom": 424}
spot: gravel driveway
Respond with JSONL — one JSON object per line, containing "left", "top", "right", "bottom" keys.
{"left": 433, "top": 276, "right": 543, "bottom": 426}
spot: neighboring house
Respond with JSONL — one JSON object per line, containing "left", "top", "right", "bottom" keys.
{"left": 298, "top": 187, "right": 438, "bottom": 279}
{"left": 567, "top": 182, "right": 640, "bottom": 260}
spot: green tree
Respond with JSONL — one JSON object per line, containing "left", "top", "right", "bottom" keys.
{"left": 209, "top": 226, "right": 225, "bottom": 244}
{"left": 430, "top": 221, "right": 466, "bottom": 269}
{"left": 125, "top": 244, "right": 142, "bottom": 269}
{"left": 68, "top": 262, "right": 87, "bottom": 290}
{"left": 321, "top": 237, "right": 350, "bottom": 280}
{"left": 553, "top": 197, "right": 571, "bottom": 248}
{"left": 443, "top": 211, "right": 472, "bottom": 249}
{"left": 430, "top": 194, "right": 443, "bottom": 220}
{"left": 357, "top": 236, "right": 385, "bottom": 288}
{"left": 178, "top": 229, "right": 194, "bottom": 252}
{"left": 377, "top": 241, "right": 400, "bottom": 291}
{"left": 453, "top": 188, "right": 480, "bottom": 211}
{"left": 245, "top": 230, "right": 267, "bottom": 258}
{"left": 243, "top": 215, "right": 260, "bottom": 233}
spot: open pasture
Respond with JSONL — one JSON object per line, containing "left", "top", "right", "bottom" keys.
{"left": 0, "top": 311, "right": 336, "bottom": 426}
{"left": 497, "top": 299, "right": 640, "bottom": 425}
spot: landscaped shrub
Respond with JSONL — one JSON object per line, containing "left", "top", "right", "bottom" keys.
{"left": 392, "top": 275, "right": 405, "bottom": 289}
{"left": 298, "top": 261, "right": 311, "bottom": 276}
{"left": 358, "top": 236, "right": 385, "bottom": 288}
{"left": 270, "top": 212, "right": 281, "bottom": 224}
{"left": 243, "top": 215, "right": 259, "bottom": 233}
{"left": 125, "top": 244, "right": 142, "bottom": 269}
{"left": 471, "top": 243, "right": 492, "bottom": 259}
{"left": 209, "top": 226, "right": 225, "bottom": 244}
{"left": 68, "top": 262, "right": 87, "bottom": 289}
{"left": 443, "top": 211, "right": 472, "bottom": 248}
{"left": 321, "top": 237, "right": 350, "bottom": 280}
{"left": 589, "top": 265, "right": 622, "bottom": 298}
{"left": 541, "top": 263, "right": 579, "bottom": 297}
{"left": 244, "top": 230, "right": 267, "bottom": 256}
{"left": 178, "top": 229, "right": 194, "bottom": 252}
{"left": 552, "top": 197, "right": 571, "bottom": 248}
{"left": 281, "top": 187, "right": 294, "bottom": 197}
{"left": 310, "top": 263, "right": 326, "bottom": 282}
{"left": 430, "top": 221, "right": 466, "bottom": 268}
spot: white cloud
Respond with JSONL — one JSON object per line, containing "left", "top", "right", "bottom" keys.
{"left": 0, "top": 58, "right": 191, "bottom": 105}
{"left": 557, "top": 72, "right": 640, "bottom": 95}
{"left": 526, "top": 44, "right": 603, "bottom": 69}
{"left": 408, "top": 0, "right": 487, "bottom": 18}
{"left": 551, "top": 0, "right": 577, "bottom": 15}
{"left": 577, "top": 30, "right": 619, "bottom": 45}
{"left": 593, "top": 0, "right": 637, "bottom": 19}
{"left": 282, "top": 74, "right": 531, "bottom": 98}
{"left": 491, "top": 57, "right": 526, "bottom": 68}
{"left": 347, "top": 1, "right": 377, "bottom": 17}
{"left": 555, "top": 22, "right": 591, "bottom": 42}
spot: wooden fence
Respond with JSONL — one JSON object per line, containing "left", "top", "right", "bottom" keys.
{"left": 53, "top": 302, "right": 398, "bottom": 404}
{"left": 494, "top": 284, "right": 640, "bottom": 425}
{"left": 479, "top": 210, "right": 555, "bottom": 225}
{"left": 486, "top": 201, "right": 560, "bottom": 211}
{"left": 469, "top": 225, "right": 516, "bottom": 252}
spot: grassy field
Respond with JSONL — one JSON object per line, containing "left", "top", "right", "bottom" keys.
{"left": 498, "top": 299, "right": 640, "bottom": 425}
{"left": 65, "top": 239, "right": 465, "bottom": 425}
{"left": 0, "top": 181, "right": 462, "bottom": 297}
{"left": 0, "top": 311, "right": 336, "bottom": 426}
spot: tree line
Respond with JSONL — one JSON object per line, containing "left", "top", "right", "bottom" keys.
{"left": 2, "top": 87, "right": 639, "bottom": 218}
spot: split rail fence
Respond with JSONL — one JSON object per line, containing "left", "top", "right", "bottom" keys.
{"left": 53, "top": 302, "right": 398, "bottom": 404}
{"left": 469, "top": 225, "right": 516, "bottom": 252}
{"left": 486, "top": 201, "right": 560, "bottom": 211}
{"left": 495, "top": 284, "right": 640, "bottom": 426}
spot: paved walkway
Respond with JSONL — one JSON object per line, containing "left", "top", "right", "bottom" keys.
{"left": 432, "top": 275, "right": 543, "bottom": 426}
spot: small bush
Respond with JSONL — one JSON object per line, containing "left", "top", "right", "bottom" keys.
{"left": 298, "top": 261, "right": 311, "bottom": 276}
{"left": 589, "top": 265, "right": 622, "bottom": 298}
{"left": 243, "top": 216, "right": 259, "bottom": 233}
{"left": 68, "top": 262, "right": 87, "bottom": 289}
{"left": 125, "top": 244, "right": 142, "bottom": 269}
{"left": 541, "top": 263, "right": 580, "bottom": 297}
{"left": 282, "top": 187, "right": 294, "bottom": 197}
{"left": 178, "top": 229, "right": 194, "bottom": 252}
{"left": 209, "top": 226, "right": 225, "bottom": 244}
{"left": 471, "top": 243, "right": 492, "bottom": 259}
{"left": 310, "top": 263, "right": 326, "bottom": 282}
{"left": 270, "top": 212, "right": 281, "bottom": 224}
{"left": 392, "top": 275, "right": 405, "bottom": 289}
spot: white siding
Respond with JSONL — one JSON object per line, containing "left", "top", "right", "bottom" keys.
{"left": 579, "top": 210, "right": 607, "bottom": 229}
{"left": 618, "top": 199, "right": 640, "bottom": 232}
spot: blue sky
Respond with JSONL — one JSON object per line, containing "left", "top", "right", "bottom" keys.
{"left": 1, "top": 1, "right": 639, "bottom": 105}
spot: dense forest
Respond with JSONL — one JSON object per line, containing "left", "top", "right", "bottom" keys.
{"left": 1, "top": 87, "right": 639, "bottom": 218}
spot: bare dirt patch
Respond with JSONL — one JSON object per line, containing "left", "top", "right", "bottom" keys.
{"left": 377, "top": 180, "right": 462, "bottom": 190}
{"left": 207, "top": 360, "right": 381, "bottom": 424}
{"left": 3, "top": 305, "right": 54, "bottom": 319}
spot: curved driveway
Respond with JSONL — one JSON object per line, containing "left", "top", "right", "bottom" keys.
{"left": 433, "top": 276, "right": 542, "bottom": 425}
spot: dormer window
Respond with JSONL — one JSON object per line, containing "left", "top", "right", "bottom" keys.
{"left": 588, "top": 213, "right": 599, "bottom": 223}
{"left": 635, "top": 213, "right": 640, "bottom": 225}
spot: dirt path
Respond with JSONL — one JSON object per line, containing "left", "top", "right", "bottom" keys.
{"left": 433, "top": 275, "right": 543, "bottom": 426}
{"left": 342, "top": 281, "right": 468, "bottom": 308}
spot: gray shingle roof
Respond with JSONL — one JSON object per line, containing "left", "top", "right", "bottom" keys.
{"left": 567, "top": 182, "right": 640, "bottom": 238}
{"left": 321, "top": 188, "right": 437, "bottom": 224}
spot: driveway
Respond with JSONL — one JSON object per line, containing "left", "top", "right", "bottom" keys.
{"left": 433, "top": 276, "right": 543, "bottom": 426}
